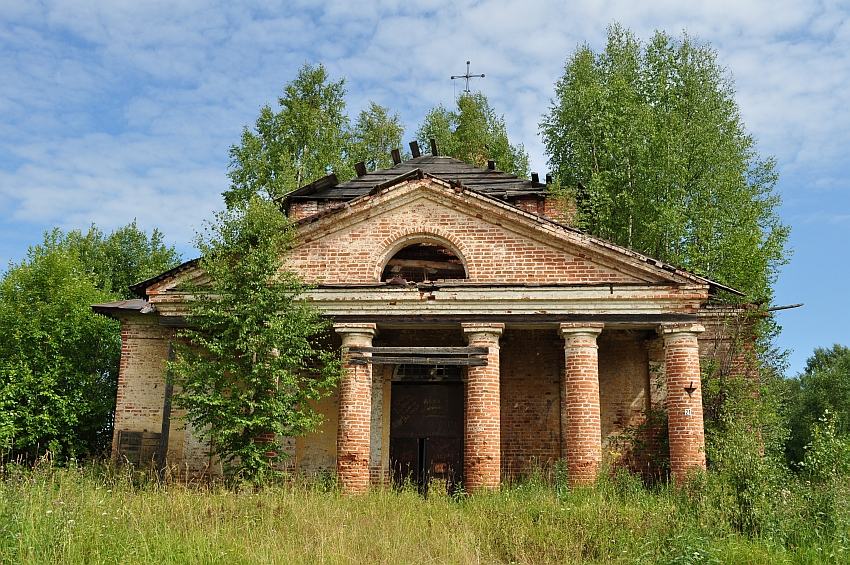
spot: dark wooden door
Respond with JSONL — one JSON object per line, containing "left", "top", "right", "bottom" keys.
{"left": 390, "top": 381, "right": 463, "bottom": 494}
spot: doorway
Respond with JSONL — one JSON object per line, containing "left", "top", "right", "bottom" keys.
{"left": 389, "top": 365, "right": 463, "bottom": 494}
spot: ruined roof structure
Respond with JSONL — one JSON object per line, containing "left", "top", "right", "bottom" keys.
{"left": 95, "top": 145, "right": 756, "bottom": 494}
{"left": 283, "top": 154, "right": 548, "bottom": 204}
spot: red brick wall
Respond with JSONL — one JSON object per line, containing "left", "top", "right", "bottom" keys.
{"left": 512, "top": 197, "right": 544, "bottom": 215}
{"left": 598, "top": 332, "right": 651, "bottom": 437}
{"left": 287, "top": 181, "right": 647, "bottom": 285}
{"left": 500, "top": 330, "right": 562, "bottom": 476}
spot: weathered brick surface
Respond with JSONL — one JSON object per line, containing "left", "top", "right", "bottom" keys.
{"left": 661, "top": 324, "right": 707, "bottom": 481}
{"left": 512, "top": 197, "right": 545, "bottom": 215}
{"left": 112, "top": 318, "right": 175, "bottom": 459}
{"left": 463, "top": 323, "right": 503, "bottom": 492}
{"left": 598, "top": 332, "right": 651, "bottom": 437}
{"left": 288, "top": 200, "right": 344, "bottom": 222}
{"left": 287, "top": 180, "right": 649, "bottom": 285}
{"left": 334, "top": 323, "right": 377, "bottom": 494}
{"left": 559, "top": 323, "right": 604, "bottom": 486}
{"left": 500, "top": 330, "right": 562, "bottom": 475}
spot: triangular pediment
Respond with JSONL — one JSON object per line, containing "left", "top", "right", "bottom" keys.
{"left": 132, "top": 175, "right": 728, "bottom": 302}
{"left": 288, "top": 176, "right": 708, "bottom": 288}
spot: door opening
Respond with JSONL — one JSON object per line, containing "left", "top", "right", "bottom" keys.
{"left": 389, "top": 365, "right": 463, "bottom": 495}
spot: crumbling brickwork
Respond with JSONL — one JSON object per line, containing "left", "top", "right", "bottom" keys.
{"left": 334, "top": 324, "right": 376, "bottom": 494}
{"left": 112, "top": 319, "right": 173, "bottom": 459}
{"left": 462, "top": 323, "right": 503, "bottom": 492}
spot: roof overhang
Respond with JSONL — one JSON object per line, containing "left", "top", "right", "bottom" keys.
{"left": 91, "top": 298, "right": 155, "bottom": 318}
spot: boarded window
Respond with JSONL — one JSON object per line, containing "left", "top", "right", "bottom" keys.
{"left": 116, "top": 431, "right": 160, "bottom": 467}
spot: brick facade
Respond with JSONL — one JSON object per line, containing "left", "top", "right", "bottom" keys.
{"left": 105, "top": 175, "right": 757, "bottom": 491}
{"left": 286, "top": 179, "right": 663, "bottom": 286}
{"left": 112, "top": 317, "right": 214, "bottom": 475}
{"left": 500, "top": 330, "right": 562, "bottom": 475}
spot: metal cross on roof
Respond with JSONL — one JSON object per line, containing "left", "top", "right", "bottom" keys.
{"left": 451, "top": 60, "right": 485, "bottom": 93}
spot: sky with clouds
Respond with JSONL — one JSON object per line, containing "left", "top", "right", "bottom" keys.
{"left": 1, "top": 0, "right": 848, "bottom": 374}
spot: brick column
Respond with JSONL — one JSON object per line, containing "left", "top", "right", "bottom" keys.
{"left": 334, "top": 323, "right": 377, "bottom": 494}
{"left": 659, "top": 323, "right": 706, "bottom": 482}
{"left": 462, "top": 323, "right": 504, "bottom": 493}
{"left": 559, "top": 323, "right": 604, "bottom": 486}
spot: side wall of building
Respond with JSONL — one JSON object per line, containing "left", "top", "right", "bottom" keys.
{"left": 112, "top": 316, "right": 214, "bottom": 476}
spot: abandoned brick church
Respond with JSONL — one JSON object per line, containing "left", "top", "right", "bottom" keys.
{"left": 94, "top": 146, "right": 755, "bottom": 494}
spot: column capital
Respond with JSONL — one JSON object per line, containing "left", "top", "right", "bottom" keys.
{"left": 333, "top": 322, "right": 378, "bottom": 338}
{"left": 658, "top": 323, "right": 705, "bottom": 339}
{"left": 559, "top": 322, "right": 604, "bottom": 338}
{"left": 461, "top": 322, "right": 504, "bottom": 337}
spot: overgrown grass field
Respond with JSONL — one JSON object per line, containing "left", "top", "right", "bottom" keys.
{"left": 1, "top": 463, "right": 848, "bottom": 564}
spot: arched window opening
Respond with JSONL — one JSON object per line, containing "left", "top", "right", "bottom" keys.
{"left": 381, "top": 242, "right": 467, "bottom": 283}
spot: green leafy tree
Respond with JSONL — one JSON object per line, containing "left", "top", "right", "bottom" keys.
{"left": 0, "top": 235, "right": 119, "bottom": 459}
{"left": 418, "top": 92, "right": 530, "bottom": 177}
{"left": 0, "top": 224, "right": 181, "bottom": 460}
{"left": 225, "top": 64, "right": 410, "bottom": 208}
{"left": 170, "top": 197, "right": 341, "bottom": 483}
{"left": 225, "top": 63, "right": 352, "bottom": 207}
{"left": 786, "top": 345, "right": 850, "bottom": 464}
{"left": 56, "top": 221, "right": 181, "bottom": 298}
{"left": 540, "top": 24, "right": 789, "bottom": 303}
{"left": 349, "top": 102, "right": 405, "bottom": 171}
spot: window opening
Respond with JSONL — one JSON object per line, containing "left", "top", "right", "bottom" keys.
{"left": 381, "top": 242, "right": 466, "bottom": 283}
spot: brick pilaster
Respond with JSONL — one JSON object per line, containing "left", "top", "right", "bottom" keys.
{"left": 660, "top": 323, "right": 706, "bottom": 482}
{"left": 334, "top": 323, "right": 377, "bottom": 494}
{"left": 462, "top": 323, "right": 504, "bottom": 493}
{"left": 559, "top": 322, "right": 604, "bottom": 486}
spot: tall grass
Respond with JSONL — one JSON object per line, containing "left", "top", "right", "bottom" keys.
{"left": 1, "top": 461, "right": 848, "bottom": 564}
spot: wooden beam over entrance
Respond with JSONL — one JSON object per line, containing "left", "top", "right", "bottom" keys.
{"left": 347, "top": 346, "right": 488, "bottom": 366}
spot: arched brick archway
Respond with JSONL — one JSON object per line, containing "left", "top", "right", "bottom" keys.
{"left": 373, "top": 229, "right": 472, "bottom": 282}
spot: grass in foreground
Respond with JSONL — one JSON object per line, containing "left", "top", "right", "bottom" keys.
{"left": 0, "top": 463, "right": 848, "bottom": 564}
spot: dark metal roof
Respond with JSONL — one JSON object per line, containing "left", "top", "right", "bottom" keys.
{"left": 125, "top": 156, "right": 745, "bottom": 299}
{"left": 91, "top": 298, "right": 154, "bottom": 317}
{"left": 128, "top": 258, "right": 200, "bottom": 298}
{"left": 281, "top": 155, "right": 546, "bottom": 205}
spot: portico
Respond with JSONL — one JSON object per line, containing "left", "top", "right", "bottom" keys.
{"left": 329, "top": 315, "right": 707, "bottom": 494}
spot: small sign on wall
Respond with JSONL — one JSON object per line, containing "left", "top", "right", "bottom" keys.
{"left": 684, "top": 408, "right": 693, "bottom": 417}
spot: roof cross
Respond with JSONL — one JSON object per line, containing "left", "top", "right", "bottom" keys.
{"left": 451, "top": 60, "right": 485, "bottom": 93}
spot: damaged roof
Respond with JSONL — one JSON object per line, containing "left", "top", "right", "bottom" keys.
{"left": 91, "top": 298, "right": 154, "bottom": 316}
{"left": 280, "top": 155, "right": 547, "bottom": 205}
{"left": 123, "top": 157, "right": 744, "bottom": 299}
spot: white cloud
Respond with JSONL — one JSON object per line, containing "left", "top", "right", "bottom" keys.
{"left": 0, "top": 0, "right": 848, "bottom": 248}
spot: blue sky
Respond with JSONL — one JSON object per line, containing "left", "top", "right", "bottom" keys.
{"left": 1, "top": 1, "right": 848, "bottom": 375}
